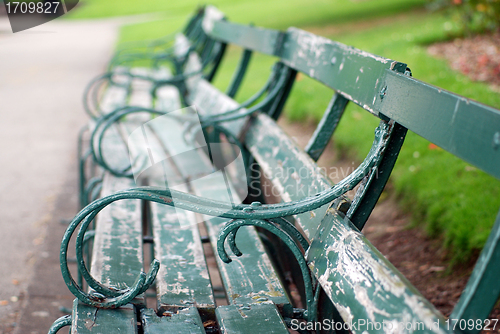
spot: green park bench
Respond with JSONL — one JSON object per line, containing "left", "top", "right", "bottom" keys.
{"left": 49, "top": 5, "right": 500, "bottom": 334}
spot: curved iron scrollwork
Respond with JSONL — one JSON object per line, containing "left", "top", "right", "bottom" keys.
{"left": 217, "top": 217, "right": 318, "bottom": 322}
{"left": 83, "top": 42, "right": 218, "bottom": 119}
{"left": 86, "top": 63, "right": 288, "bottom": 179}
{"left": 60, "top": 120, "right": 394, "bottom": 309}
{"left": 48, "top": 315, "right": 72, "bottom": 334}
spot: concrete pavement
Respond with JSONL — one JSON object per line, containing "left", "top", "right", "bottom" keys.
{"left": 0, "top": 16, "right": 121, "bottom": 333}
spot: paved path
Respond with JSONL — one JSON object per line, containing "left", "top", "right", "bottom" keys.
{"left": 0, "top": 16, "right": 123, "bottom": 333}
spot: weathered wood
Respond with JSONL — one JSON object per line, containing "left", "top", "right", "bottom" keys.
{"left": 244, "top": 113, "right": 334, "bottom": 240}
{"left": 70, "top": 174, "right": 143, "bottom": 334}
{"left": 60, "top": 10, "right": 500, "bottom": 334}
{"left": 305, "top": 92, "right": 349, "bottom": 161}
{"left": 150, "top": 177, "right": 215, "bottom": 313}
{"left": 150, "top": 93, "right": 291, "bottom": 315}
{"left": 90, "top": 175, "right": 144, "bottom": 291}
{"left": 71, "top": 300, "right": 137, "bottom": 334}
{"left": 377, "top": 70, "right": 500, "bottom": 179}
{"left": 450, "top": 210, "right": 500, "bottom": 332}
{"left": 207, "top": 20, "right": 283, "bottom": 57}
{"left": 215, "top": 302, "right": 289, "bottom": 334}
{"left": 226, "top": 49, "right": 252, "bottom": 98}
{"left": 307, "top": 210, "right": 451, "bottom": 334}
{"left": 141, "top": 307, "right": 205, "bottom": 334}
{"left": 280, "top": 27, "right": 406, "bottom": 117}
{"left": 194, "top": 173, "right": 291, "bottom": 314}
{"left": 151, "top": 50, "right": 293, "bottom": 312}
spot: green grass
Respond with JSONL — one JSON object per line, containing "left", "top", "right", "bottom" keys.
{"left": 68, "top": 0, "right": 500, "bottom": 262}
{"left": 68, "top": 0, "right": 425, "bottom": 27}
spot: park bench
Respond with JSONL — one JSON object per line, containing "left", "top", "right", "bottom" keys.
{"left": 49, "top": 6, "right": 500, "bottom": 334}
{"left": 77, "top": 6, "right": 225, "bottom": 209}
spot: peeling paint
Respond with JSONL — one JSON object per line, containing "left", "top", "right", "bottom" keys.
{"left": 309, "top": 212, "right": 449, "bottom": 333}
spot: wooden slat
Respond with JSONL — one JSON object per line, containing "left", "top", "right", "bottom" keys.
{"left": 150, "top": 179, "right": 215, "bottom": 312}
{"left": 244, "top": 113, "right": 333, "bottom": 240}
{"left": 192, "top": 173, "right": 291, "bottom": 314}
{"left": 377, "top": 70, "right": 500, "bottom": 180}
{"left": 90, "top": 175, "right": 144, "bottom": 290}
{"left": 200, "top": 6, "right": 225, "bottom": 35}
{"left": 146, "top": 113, "right": 212, "bottom": 178}
{"left": 451, "top": 211, "right": 500, "bottom": 327}
{"left": 141, "top": 307, "right": 205, "bottom": 334}
{"left": 71, "top": 299, "right": 138, "bottom": 334}
{"left": 280, "top": 27, "right": 405, "bottom": 117}
{"left": 307, "top": 210, "right": 451, "bottom": 334}
{"left": 216, "top": 303, "right": 289, "bottom": 334}
{"left": 72, "top": 69, "right": 158, "bottom": 333}
{"left": 72, "top": 174, "right": 143, "bottom": 334}
{"left": 150, "top": 89, "right": 292, "bottom": 315}
{"left": 207, "top": 20, "right": 283, "bottom": 57}
{"left": 264, "top": 26, "right": 500, "bottom": 180}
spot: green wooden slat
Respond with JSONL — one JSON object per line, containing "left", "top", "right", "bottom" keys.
{"left": 450, "top": 210, "right": 500, "bottom": 334}
{"left": 146, "top": 114, "right": 213, "bottom": 178}
{"left": 377, "top": 70, "right": 500, "bottom": 180}
{"left": 71, "top": 299, "right": 137, "bottom": 334}
{"left": 151, "top": 124, "right": 291, "bottom": 312}
{"left": 201, "top": 6, "right": 225, "bottom": 33}
{"left": 279, "top": 27, "right": 405, "bottom": 116}
{"left": 100, "top": 70, "right": 130, "bottom": 113}
{"left": 307, "top": 210, "right": 451, "bottom": 334}
{"left": 189, "top": 79, "right": 248, "bottom": 137}
{"left": 119, "top": 78, "right": 216, "bottom": 312}
{"left": 150, "top": 88, "right": 291, "bottom": 315}
{"left": 175, "top": 35, "right": 247, "bottom": 138}
{"left": 72, "top": 76, "right": 151, "bottom": 333}
{"left": 216, "top": 303, "right": 289, "bottom": 334}
{"left": 192, "top": 173, "right": 291, "bottom": 315}
{"left": 150, "top": 179, "right": 215, "bottom": 312}
{"left": 244, "top": 113, "right": 333, "bottom": 240}
{"left": 141, "top": 307, "right": 205, "bottom": 334}
{"left": 90, "top": 175, "right": 144, "bottom": 289}
{"left": 89, "top": 71, "right": 149, "bottom": 289}
{"left": 208, "top": 20, "right": 282, "bottom": 57}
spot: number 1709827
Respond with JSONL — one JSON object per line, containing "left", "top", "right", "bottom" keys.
{"left": 445, "top": 319, "right": 498, "bottom": 331}
{"left": 5, "top": 1, "right": 60, "bottom": 14}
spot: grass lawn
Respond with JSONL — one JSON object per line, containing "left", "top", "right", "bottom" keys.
{"left": 68, "top": 0, "right": 500, "bottom": 262}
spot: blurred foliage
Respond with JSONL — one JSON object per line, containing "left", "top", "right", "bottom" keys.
{"left": 428, "top": 0, "right": 500, "bottom": 33}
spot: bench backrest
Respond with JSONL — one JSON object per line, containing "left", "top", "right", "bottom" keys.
{"left": 200, "top": 15, "right": 500, "bottom": 333}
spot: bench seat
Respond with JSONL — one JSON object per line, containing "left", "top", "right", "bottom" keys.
{"left": 51, "top": 6, "right": 500, "bottom": 334}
